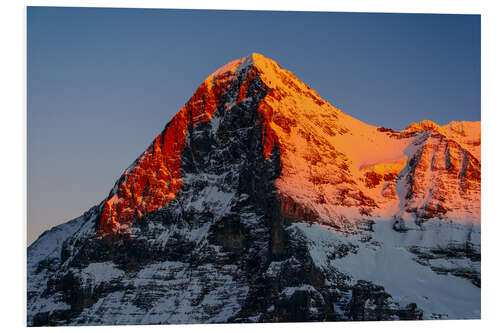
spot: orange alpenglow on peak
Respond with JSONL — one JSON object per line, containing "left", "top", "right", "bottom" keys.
{"left": 98, "top": 54, "right": 481, "bottom": 238}
{"left": 404, "top": 120, "right": 481, "bottom": 161}
{"left": 99, "top": 54, "right": 268, "bottom": 236}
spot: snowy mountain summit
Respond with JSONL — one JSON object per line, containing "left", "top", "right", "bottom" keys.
{"left": 28, "top": 53, "right": 481, "bottom": 326}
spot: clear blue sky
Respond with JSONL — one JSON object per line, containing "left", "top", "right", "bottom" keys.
{"left": 27, "top": 7, "right": 480, "bottom": 244}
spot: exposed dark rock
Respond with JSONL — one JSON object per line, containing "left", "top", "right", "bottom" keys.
{"left": 27, "top": 54, "right": 480, "bottom": 326}
{"left": 349, "top": 280, "right": 423, "bottom": 321}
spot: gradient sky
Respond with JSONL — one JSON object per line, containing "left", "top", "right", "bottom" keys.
{"left": 27, "top": 7, "right": 480, "bottom": 245}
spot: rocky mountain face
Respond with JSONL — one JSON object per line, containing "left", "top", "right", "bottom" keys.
{"left": 27, "top": 54, "right": 481, "bottom": 326}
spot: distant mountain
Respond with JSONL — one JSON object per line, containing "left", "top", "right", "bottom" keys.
{"left": 28, "top": 54, "right": 480, "bottom": 326}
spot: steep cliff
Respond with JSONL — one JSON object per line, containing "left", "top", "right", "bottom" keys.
{"left": 27, "top": 54, "right": 481, "bottom": 325}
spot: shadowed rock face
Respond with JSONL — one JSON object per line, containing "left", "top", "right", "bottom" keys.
{"left": 27, "top": 54, "right": 480, "bottom": 326}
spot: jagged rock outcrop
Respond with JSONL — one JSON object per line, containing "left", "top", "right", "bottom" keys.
{"left": 28, "top": 54, "right": 481, "bottom": 326}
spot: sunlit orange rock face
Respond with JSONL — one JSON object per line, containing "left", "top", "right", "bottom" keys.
{"left": 404, "top": 120, "right": 481, "bottom": 161}
{"left": 99, "top": 53, "right": 481, "bottom": 238}
{"left": 99, "top": 57, "right": 256, "bottom": 236}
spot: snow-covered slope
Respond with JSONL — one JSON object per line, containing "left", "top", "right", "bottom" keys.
{"left": 27, "top": 54, "right": 481, "bottom": 325}
{"left": 295, "top": 219, "right": 480, "bottom": 319}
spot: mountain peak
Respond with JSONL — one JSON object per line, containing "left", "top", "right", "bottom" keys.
{"left": 28, "top": 54, "right": 481, "bottom": 325}
{"left": 251, "top": 52, "right": 282, "bottom": 72}
{"left": 98, "top": 54, "right": 282, "bottom": 237}
{"left": 404, "top": 119, "right": 481, "bottom": 161}
{"left": 97, "top": 54, "right": 480, "bottom": 239}
{"left": 405, "top": 119, "right": 441, "bottom": 132}
{"left": 204, "top": 53, "right": 278, "bottom": 83}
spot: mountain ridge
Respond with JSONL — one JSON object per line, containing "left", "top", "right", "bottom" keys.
{"left": 27, "top": 53, "right": 481, "bottom": 325}
{"left": 98, "top": 53, "right": 480, "bottom": 239}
